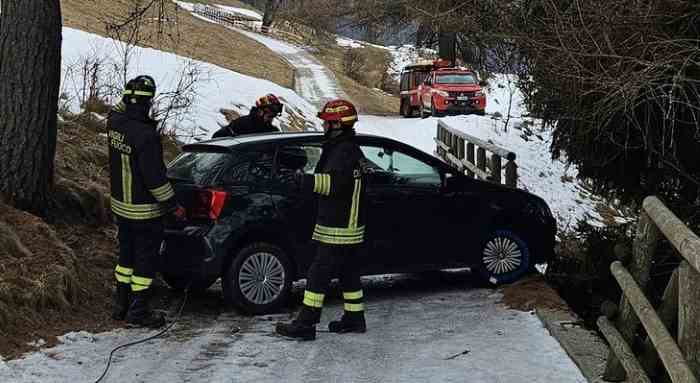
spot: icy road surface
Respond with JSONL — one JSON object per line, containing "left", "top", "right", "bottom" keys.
{"left": 0, "top": 273, "right": 586, "bottom": 382}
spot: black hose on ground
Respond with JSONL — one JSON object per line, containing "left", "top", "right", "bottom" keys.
{"left": 93, "top": 286, "right": 190, "bottom": 383}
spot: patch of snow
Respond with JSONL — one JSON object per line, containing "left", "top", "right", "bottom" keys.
{"left": 336, "top": 37, "right": 363, "bottom": 49}
{"left": 61, "top": 28, "right": 321, "bottom": 141}
{"left": 26, "top": 339, "right": 46, "bottom": 348}
{"left": 173, "top": 0, "right": 194, "bottom": 11}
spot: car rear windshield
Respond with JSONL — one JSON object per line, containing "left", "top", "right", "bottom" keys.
{"left": 435, "top": 73, "right": 476, "bottom": 84}
{"left": 167, "top": 151, "right": 230, "bottom": 185}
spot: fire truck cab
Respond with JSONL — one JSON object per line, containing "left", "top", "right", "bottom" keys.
{"left": 399, "top": 59, "right": 486, "bottom": 117}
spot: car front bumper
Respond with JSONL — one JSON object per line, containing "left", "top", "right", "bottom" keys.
{"left": 437, "top": 99, "right": 486, "bottom": 115}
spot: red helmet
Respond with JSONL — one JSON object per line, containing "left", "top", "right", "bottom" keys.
{"left": 317, "top": 99, "right": 358, "bottom": 126}
{"left": 256, "top": 93, "right": 283, "bottom": 114}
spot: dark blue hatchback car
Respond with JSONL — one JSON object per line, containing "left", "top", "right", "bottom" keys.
{"left": 159, "top": 132, "right": 556, "bottom": 313}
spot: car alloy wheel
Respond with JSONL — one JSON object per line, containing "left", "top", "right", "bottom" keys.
{"left": 223, "top": 242, "right": 293, "bottom": 314}
{"left": 477, "top": 229, "right": 530, "bottom": 285}
{"left": 238, "top": 251, "right": 286, "bottom": 305}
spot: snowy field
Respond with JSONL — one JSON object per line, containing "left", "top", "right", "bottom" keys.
{"left": 60, "top": 28, "right": 322, "bottom": 140}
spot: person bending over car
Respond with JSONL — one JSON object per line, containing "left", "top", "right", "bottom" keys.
{"left": 212, "top": 93, "right": 282, "bottom": 138}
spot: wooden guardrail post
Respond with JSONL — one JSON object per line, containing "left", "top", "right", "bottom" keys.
{"left": 505, "top": 159, "right": 517, "bottom": 188}
{"left": 643, "top": 196, "right": 700, "bottom": 378}
{"left": 490, "top": 155, "right": 502, "bottom": 183}
{"left": 610, "top": 261, "right": 699, "bottom": 383}
{"left": 640, "top": 267, "right": 680, "bottom": 377}
{"left": 598, "top": 316, "right": 653, "bottom": 383}
{"left": 437, "top": 126, "right": 445, "bottom": 157}
{"left": 476, "top": 147, "right": 486, "bottom": 174}
{"left": 457, "top": 137, "right": 465, "bottom": 163}
{"left": 680, "top": 260, "right": 700, "bottom": 376}
{"left": 466, "top": 143, "right": 475, "bottom": 178}
{"left": 604, "top": 210, "right": 660, "bottom": 381}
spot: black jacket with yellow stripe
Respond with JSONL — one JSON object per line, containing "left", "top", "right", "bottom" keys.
{"left": 301, "top": 129, "right": 367, "bottom": 246}
{"left": 108, "top": 103, "right": 175, "bottom": 220}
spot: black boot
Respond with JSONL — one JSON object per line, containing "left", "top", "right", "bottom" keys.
{"left": 126, "top": 290, "right": 165, "bottom": 328}
{"left": 328, "top": 313, "right": 366, "bottom": 333}
{"left": 275, "top": 320, "right": 316, "bottom": 341}
{"left": 111, "top": 282, "right": 131, "bottom": 321}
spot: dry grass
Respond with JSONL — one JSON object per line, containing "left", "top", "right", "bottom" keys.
{"left": 313, "top": 45, "right": 399, "bottom": 115}
{"left": 0, "top": 111, "right": 184, "bottom": 359}
{"left": 61, "top": 0, "right": 293, "bottom": 88}
{"left": 499, "top": 274, "right": 570, "bottom": 312}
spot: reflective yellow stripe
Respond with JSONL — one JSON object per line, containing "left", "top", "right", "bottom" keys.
{"left": 121, "top": 154, "right": 132, "bottom": 203}
{"left": 115, "top": 265, "right": 134, "bottom": 276}
{"left": 340, "top": 115, "right": 357, "bottom": 122}
{"left": 344, "top": 303, "right": 364, "bottom": 312}
{"left": 324, "top": 105, "right": 350, "bottom": 113}
{"left": 303, "top": 291, "right": 324, "bottom": 308}
{"left": 115, "top": 273, "right": 131, "bottom": 283}
{"left": 131, "top": 276, "right": 152, "bottom": 292}
{"left": 110, "top": 197, "right": 167, "bottom": 220}
{"left": 149, "top": 183, "right": 175, "bottom": 202}
{"left": 313, "top": 174, "right": 331, "bottom": 196}
{"left": 313, "top": 224, "right": 364, "bottom": 236}
{"left": 123, "top": 90, "right": 154, "bottom": 97}
{"left": 348, "top": 178, "right": 361, "bottom": 229}
{"left": 312, "top": 231, "right": 364, "bottom": 245}
{"left": 343, "top": 290, "right": 363, "bottom": 300}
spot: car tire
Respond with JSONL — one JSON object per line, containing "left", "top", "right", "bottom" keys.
{"left": 161, "top": 273, "right": 218, "bottom": 292}
{"left": 402, "top": 99, "right": 413, "bottom": 118}
{"left": 475, "top": 229, "right": 531, "bottom": 286}
{"left": 222, "top": 242, "right": 293, "bottom": 314}
{"left": 475, "top": 109, "right": 486, "bottom": 116}
{"left": 430, "top": 99, "right": 440, "bottom": 117}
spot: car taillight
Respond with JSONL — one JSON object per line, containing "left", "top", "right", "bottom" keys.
{"left": 190, "top": 189, "right": 228, "bottom": 220}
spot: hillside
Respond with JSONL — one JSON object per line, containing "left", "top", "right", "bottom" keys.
{"left": 61, "top": 0, "right": 294, "bottom": 88}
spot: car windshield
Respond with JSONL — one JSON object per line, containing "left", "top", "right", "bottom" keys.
{"left": 167, "top": 151, "right": 229, "bottom": 184}
{"left": 435, "top": 73, "right": 476, "bottom": 84}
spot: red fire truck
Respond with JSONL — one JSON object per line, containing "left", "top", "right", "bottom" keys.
{"left": 399, "top": 59, "right": 486, "bottom": 117}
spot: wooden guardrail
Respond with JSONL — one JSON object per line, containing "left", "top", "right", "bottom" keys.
{"left": 599, "top": 196, "right": 700, "bottom": 382}
{"left": 434, "top": 120, "right": 518, "bottom": 187}
{"left": 191, "top": 4, "right": 306, "bottom": 43}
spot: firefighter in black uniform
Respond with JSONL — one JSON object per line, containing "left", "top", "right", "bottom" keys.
{"left": 211, "top": 93, "right": 283, "bottom": 138}
{"left": 275, "top": 99, "right": 368, "bottom": 341}
{"left": 108, "top": 75, "right": 180, "bottom": 328}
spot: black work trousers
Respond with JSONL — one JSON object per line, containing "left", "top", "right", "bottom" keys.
{"left": 114, "top": 216, "right": 164, "bottom": 292}
{"left": 298, "top": 243, "right": 364, "bottom": 324}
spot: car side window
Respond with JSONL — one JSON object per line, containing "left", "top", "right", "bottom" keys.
{"left": 276, "top": 145, "right": 322, "bottom": 176}
{"left": 221, "top": 161, "right": 251, "bottom": 184}
{"left": 360, "top": 145, "right": 441, "bottom": 187}
{"left": 249, "top": 151, "right": 274, "bottom": 181}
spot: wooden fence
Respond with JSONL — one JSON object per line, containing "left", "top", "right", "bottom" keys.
{"left": 599, "top": 196, "right": 700, "bottom": 382}
{"left": 190, "top": 4, "right": 306, "bottom": 44}
{"left": 434, "top": 120, "right": 518, "bottom": 188}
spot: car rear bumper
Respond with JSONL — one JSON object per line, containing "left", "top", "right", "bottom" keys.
{"left": 158, "top": 226, "right": 223, "bottom": 280}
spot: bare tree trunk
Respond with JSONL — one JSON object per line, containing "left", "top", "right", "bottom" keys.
{"left": 0, "top": 0, "right": 61, "bottom": 217}
{"left": 262, "top": 0, "right": 280, "bottom": 28}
